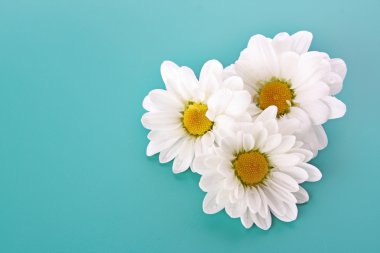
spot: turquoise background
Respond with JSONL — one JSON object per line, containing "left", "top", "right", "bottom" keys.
{"left": 0, "top": 0, "right": 379, "bottom": 252}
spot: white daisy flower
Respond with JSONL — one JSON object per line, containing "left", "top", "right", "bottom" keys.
{"left": 193, "top": 106, "right": 322, "bottom": 230}
{"left": 227, "top": 31, "right": 347, "bottom": 155}
{"left": 141, "top": 60, "right": 251, "bottom": 174}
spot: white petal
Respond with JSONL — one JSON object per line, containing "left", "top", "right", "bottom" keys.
{"left": 240, "top": 210, "right": 254, "bottom": 229}
{"left": 246, "top": 187, "right": 262, "bottom": 213}
{"left": 295, "top": 81, "right": 330, "bottom": 104}
{"left": 277, "top": 201, "right": 298, "bottom": 222}
{"left": 271, "top": 172, "right": 299, "bottom": 192}
{"left": 287, "top": 107, "right": 311, "bottom": 131}
{"left": 234, "top": 183, "right": 245, "bottom": 200}
{"left": 247, "top": 35, "right": 280, "bottom": 78}
{"left": 142, "top": 96, "right": 157, "bottom": 112}
{"left": 178, "top": 67, "right": 199, "bottom": 98}
{"left": 200, "top": 73, "right": 221, "bottom": 100}
{"left": 224, "top": 174, "right": 240, "bottom": 190}
{"left": 243, "top": 133, "right": 255, "bottom": 151}
{"left": 199, "top": 173, "right": 224, "bottom": 192}
{"left": 141, "top": 111, "right": 181, "bottom": 130}
{"left": 217, "top": 160, "right": 234, "bottom": 178}
{"left": 200, "top": 60, "right": 223, "bottom": 87}
{"left": 261, "top": 134, "right": 282, "bottom": 153}
{"left": 279, "top": 52, "right": 299, "bottom": 79}
{"left": 225, "top": 197, "right": 247, "bottom": 218}
{"left": 203, "top": 192, "right": 223, "bottom": 214}
{"left": 255, "top": 106, "right": 277, "bottom": 123}
{"left": 148, "top": 89, "right": 183, "bottom": 111}
{"left": 278, "top": 166, "right": 308, "bottom": 183}
{"left": 147, "top": 127, "right": 184, "bottom": 142}
{"left": 289, "top": 31, "right": 313, "bottom": 54}
{"left": 272, "top": 135, "right": 296, "bottom": 154}
{"left": 291, "top": 148, "right": 314, "bottom": 162}
{"left": 192, "top": 155, "right": 210, "bottom": 174}
{"left": 270, "top": 154, "right": 300, "bottom": 167}
{"left": 293, "top": 186, "right": 309, "bottom": 204}
{"left": 224, "top": 90, "right": 251, "bottom": 117}
{"left": 159, "top": 138, "right": 186, "bottom": 163}
{"left": 206, "top": 89, "right": 232, "bottom": 120}
{"left": 299, "top": 163, "right": 322, "bottom": 182}
{"left": 266, "top": 180, "right": 297, "bottom": 203}
{"left": 251, "top": 212, "right": 272, "bottom": 230}
{"left": 302, "top": 100, "right": 330, "bottom": 125}
{"left": 146, "top": 136, "right": 181, "bottom": 156}
{"left": 263, "top": 119, "right": 279, "bottom": 135}
{"left": 328, "top": 58, "right": 347, "bottom": 95}
{"left": 330, "top": 58, "right": 347, "bottom": 80}
{"left": 160, "top": 61, "right": 179, "bottom": 91}
{"left": 292, "top": 52, "right": 330, "bottom": 89}
{"left": 216, "top": 188, "right": 231, "bottom": 205}
{"left": 256, "top": 186, "right": 269, "bottom": 217}
{"left": 261, "top": 185, "right": 286, "bottom": 217}
{"left": 312, "top": 125, "right": 328, "bottom": 151}
{"left": 172, "top": 138, "right": 194, "bottom": 173}
{"left": 254, "top": 128, "right": 268, "bottom": 150}
{"left": 234, "top": 57, "right": 260, "bottom": 87}
{"left": 272, "top": 32, "right": 290, "bottom": 53}
{"left": 201, "top": 132, "right": 215, "bottom": 150}
{"left": 223, "top": 76, "right": 244, "bottom": 90}
{"left": 322, "top": 96, "right": 346, "bottom": 119}
{"left": 277, "top": 118, "right": 300, "bottom": 135}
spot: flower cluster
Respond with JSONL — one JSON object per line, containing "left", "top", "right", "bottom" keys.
{"left": 141, "top": 31, "right": 346, "bottom": 230}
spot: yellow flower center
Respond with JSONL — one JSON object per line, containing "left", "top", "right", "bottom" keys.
{"left": 233, "top": 150, "right": 269, "bottom": 186}
{"left": 182, "top": 102, "right": 213, "bottom": 137}
{"left": 258, "top": 79, "right": 294, "bottom": 117}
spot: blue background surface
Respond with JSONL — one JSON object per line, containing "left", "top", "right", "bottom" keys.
{"left": 1, "top": 0, "right": 379, "bottom": 252}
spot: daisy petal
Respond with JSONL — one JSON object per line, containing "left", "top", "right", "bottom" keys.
{"left": 278, "top": 166, "right": 308, "bottom": 183}
{"left": 262, "top": 186, "right": 286, "bottom": 217}
{"left": 241, "top": 210, "right": 254, "bottom": 229}
{"left": 158, "top": 138, "right": 185, "bottom": 163}
{"left": 224, "top": 91, "right": 251, "bottom": 117}
{"left": 148, "top": 89, "right": 183, "bottom": 111}
{"left": 146, "top": 137, "right": 181, "bottom": 156}
{"left": 293, "top": 186, "right": 309, "bottom": 204}
{"left": 243, "top": 133, "right": 255, "bottom": 151}
{"left": 322, "top": 96, "right": 346, "bottom": 119}
{"left": 278, "top": 202, "right": 298, "bottom": 222}
{"left": 251, "top": 212, "right": 272, "bottom": 230}
{"left": 199, "top": 173, "right": 225, "bottom": 192}
{"left": 172, "top": 138, "right": 194, "bottom": 173}
{"left": 328, "top": 58, "right": 346, "bottom": 95}
{"left": 302, "top": 100, "right": 330, "bottom": 125}
{"left": 223, "top": 76, "right": 244, "bottom": 90}
{"left": 289, "top": 31, "right": 313, "bottom": 54}
{"left": 203, "top": 192, "right": 223, "bottom": 214}
{"left": 246, "top": 187, "right": 262, "bottom": 213}
{"left": 261, "top": 134, "right": 282, "bottom": 153}
{"left": 160, "top": 61, "right": 179, "bottom": 91}
{"left": 200, "top": 60, "right": 223, "bottom": 86}
{"left": 141, "top": 112, "right": 181, "bottom": 130}
{"left": 272, "top": 135, "right": 296, "bottom": 154}
{"left": 225, "top": 197, "right": 247, "bottom": 218}
{"left": 270, "top": 154, "right": 300, "bottom": 167}
{"left": 255, "top": 106, "right": 277, "bottom": 123}
{"left": 299, "top": 163, "right": 322, "bottom": 182}
{"left": 279, "top": 52, "right": 299, "bottom": 79}
{"left": 271, "top": 172, "right": 299, "bottom": 192}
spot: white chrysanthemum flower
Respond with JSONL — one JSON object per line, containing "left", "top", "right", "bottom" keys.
{"left": 193, "top": 106, "right": 322, "bottom": 230}
{"left": 141, "top": 60, "right": 251, "bottom": 174}
{"left": 227, "top": 31, "right": 346, "bottom": 155}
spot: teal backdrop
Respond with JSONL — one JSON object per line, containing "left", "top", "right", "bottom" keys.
{"left": 0, "top": 0, "right": 379, "bottom": 252}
